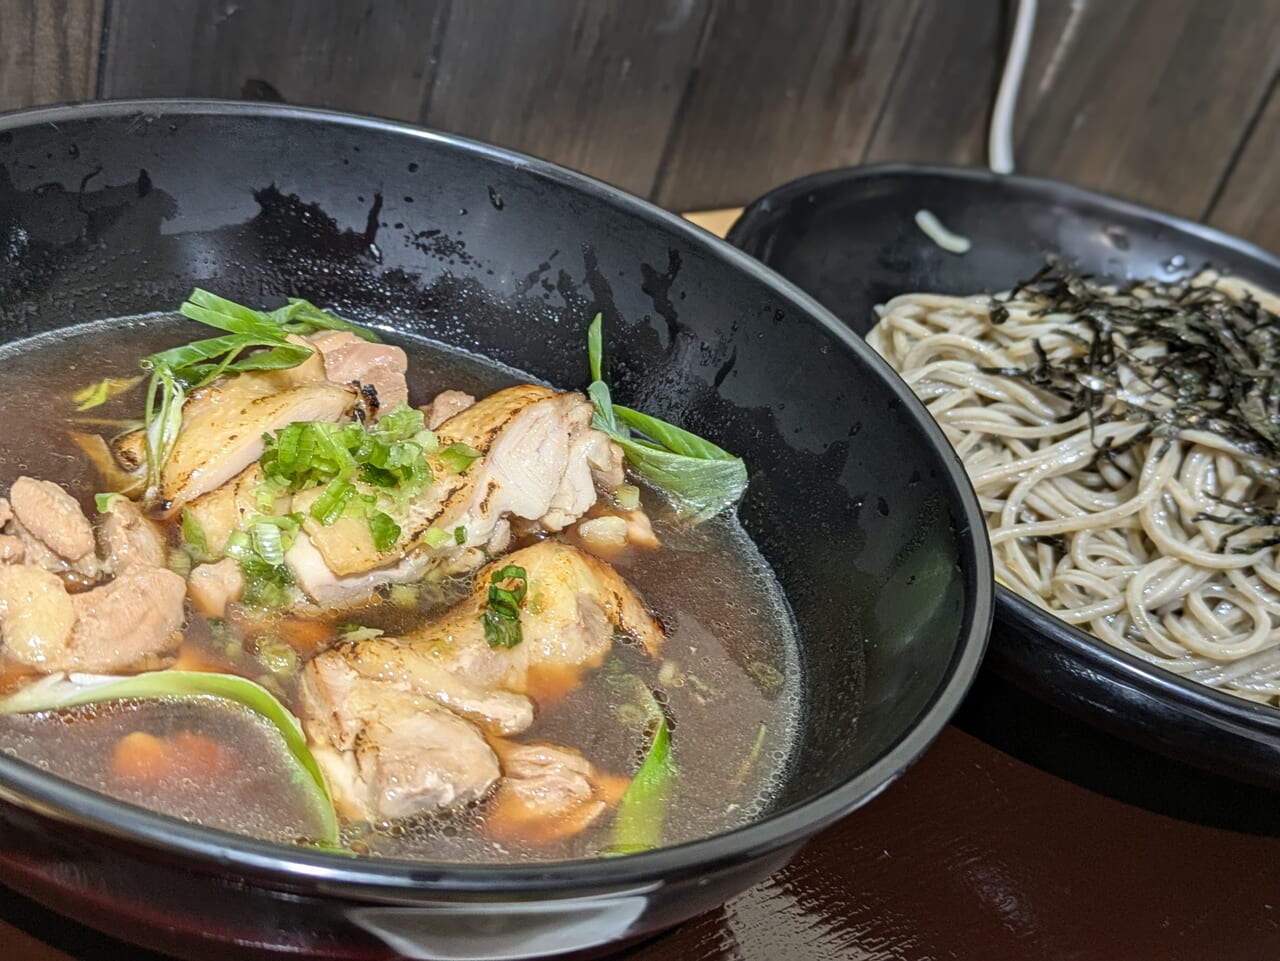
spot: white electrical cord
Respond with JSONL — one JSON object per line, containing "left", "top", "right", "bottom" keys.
{"left": 988, "top": 0, "right": 1039, "bottom": 174}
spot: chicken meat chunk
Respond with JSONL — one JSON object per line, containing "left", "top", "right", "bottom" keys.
{"left": 314, "top": 541, "right": 663, "bottom": 705}
{"left": 0, "top": 562, "right": 185, "bottom": 673}
{"left": 296, "top": 386, "right": 626, "bottom": 602}
{"left": 299, "top": 652, "right": 501, "bottom": 821}
{"left": 159, "top": 372, "right": 357, "bottom": 514}
{"left": 487, "top": 741, "right": 628, "bottom": 844}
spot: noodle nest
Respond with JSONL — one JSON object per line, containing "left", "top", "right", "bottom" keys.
{"left": 868, "top": 276, "right": 1280, "bottom": 705}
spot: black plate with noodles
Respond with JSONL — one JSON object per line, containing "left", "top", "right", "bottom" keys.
{"left": 729, "top": 164, "right": 1280, "bottom": 789}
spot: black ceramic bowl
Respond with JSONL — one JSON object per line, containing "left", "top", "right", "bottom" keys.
{"left": 0, "top": 105, "right": 992, "bottom": 960}
{"left": 728, "top": 163, "right": 1280, "bottom": 790}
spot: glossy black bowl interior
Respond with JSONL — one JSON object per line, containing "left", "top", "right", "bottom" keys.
{"left": 0, "top": 105, "right": 991, "bottom": 959}
{"left": 728, "top": 163, "right": 1280, "bottom": 789}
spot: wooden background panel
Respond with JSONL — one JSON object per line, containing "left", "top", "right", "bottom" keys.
{"left": 652, "top": 0, "right": 922, "bottom": 212}
{"left": 0, "top": 0, "right": 103, "bottom": 109}
{"left": 3, "top": 0, "right": 1280, "bottom": 251}
{"left": 860, "top": 0, "right": 1004, "bottom": 166}
{"left": 101, "top": 0, "right": 447, "bottom": 121}
{"left": 425, "top": 0, "right": 710, "bottom": 197}
{"left": 1013, "top": 0, "right": 1280, "bottom": 219}
{"left": 1206, "top": 76, "right": 1280, "bottom": 254}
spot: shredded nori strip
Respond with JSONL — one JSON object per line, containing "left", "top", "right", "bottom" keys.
{"left": 983, "top": 260, "right": 1280, "bottom": 551}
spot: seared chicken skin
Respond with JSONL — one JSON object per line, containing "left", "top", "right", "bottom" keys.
{"left": 300, "top": 653, "right": 501, "bottom": 821}
{"left": 298, "top": 541, "right": 663, "bottom": 822}
{"left": 294, "top": 386, "right": 626, "bottom": 605}
{"left": 159, "top": 373, "right": 357, "bottom": 515}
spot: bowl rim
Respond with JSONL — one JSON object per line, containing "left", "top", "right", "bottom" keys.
{"left": 0, "top": 101, "right": 994, "bottom": 894}
{"left": 729, "top": 160, "right": 1280, "bottom": 736}
{"left": 727, "top": 161, "right": 1280, "bottom": 276}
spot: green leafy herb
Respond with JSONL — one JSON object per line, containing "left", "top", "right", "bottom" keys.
{"left": 608, "top": 680, "right": 675, "bottom": 855}
{"left": 438, "top": 442, "right": 482, "bottom": 473}
{"left": 73, "top": 376, "right": 143, "bottom": 412}
{"left": 257, "top": 404, "right": 432, "bottom": 552}
{"left": 422, "top": 526, "right": 452, "bottom": 549}
{"left": 585, "top": 314, "right": 748, "bottom": 522}
{"left": 140, "top": 289, "right": 379, "bottom": 504}
{"left": 225, "top": 521, "right": 301, "bottom": 609}
{"left": 93, "top": 492, "right": 124, "bottom": 514}
{"left": 181, "top": 508, "right": 210, "bottom": 563}
{"left": 482, "top": 564, "right": 528, "bottom": 649}
{"left": 0, "top": 670, "right": 338, "bottom": 844}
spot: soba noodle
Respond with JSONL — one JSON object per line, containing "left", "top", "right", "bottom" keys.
{"left": 868, "top": 271, "right": 1280, "bottom": 705}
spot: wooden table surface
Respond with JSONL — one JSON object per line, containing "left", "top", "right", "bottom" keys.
{"left": 5, "top": 210, "right": 1280, "bottom": 960}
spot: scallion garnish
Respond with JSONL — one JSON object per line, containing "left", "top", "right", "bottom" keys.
{"left": 482, "top": 564, "right": 528, "bottom": 649}
{"left": 139, "top": 289, "right": 379, "bottom": 505}
{"left": 181, "top": 508, "right": 210, "bottom": 563}
{"left": 255, "top": 403, "right": 433, "bottom": 556}
{"left": 585, "top": 314, "right": 748, "bottom": 522}
{"left": 438, "top": 442, "right": 482, "bottom": 473}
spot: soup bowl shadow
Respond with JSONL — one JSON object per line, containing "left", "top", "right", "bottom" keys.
{"left": 0, "top": 103, "right": 991, "bottom": 961}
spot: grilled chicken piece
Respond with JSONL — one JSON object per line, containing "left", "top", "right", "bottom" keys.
{"left": 159, "top": 373, "right": 356, "bottom": 515}
{"left": 307, "top": 634, "right": 536, "bottom": 736}
{"left": 487, "top": 741, "right": 628, "bottom": 844}
{"left": 423, "top": 389, "right": 475, "bottom": 429}
{"left": 181, "top": 464, "right": 287, "bottom": 558}
{"left": 307, "top": 330, "right": 409, "bottom": 413}
{"left": 0, "top": 563, "right": 185, "bottom": 673}
{"left": 285, "top": 531, "right": 432, "bottom": 609}
{"left": 328, "top": 541, "right": 663, "bottom": 703}
{"left": 300, "top": 653, "right": 500, "bottom": 821}
{"left": 416, "top": 541, "right": 664, "bottom": 689}
{"left": 7, "top": 477, "right": 102, "bottom": 583}
{"left": 10, "top": 477, "right": 95, "bottom": 563}
{"left": 187, "top": 558, "right": 245, "bottom": 618}
{"left": 100, "top": 496, "right": 167, "bottom": 572}
{"left": 297, "top": 386, "right": 624, "bottom": 593}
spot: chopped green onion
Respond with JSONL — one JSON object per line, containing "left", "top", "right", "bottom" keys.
{"left": 339, "top": 625, "right": 385, "bottom": 642}
{"left": 0, "top": 669, "right": 338, "bottom": 844}
{"left": 482, "top": 564, "right": 528, "bottom": 649}
{"left": 585, "top": 314, "right": 748, "bottom": 522}
{"left": 94, "top": 492, "right": 124, "bottom": 514}
{"left": 439, "top": 442, "right": 482, "bottom": 473}
{"left": 615, "top": 484, "right": 641, "bottom": 511}
{"left": 422, "top": 526, "right": 452, "bottom": 549}
{"left": 453, "top": 525, "right": 466, "bottom": 545}
{"left": 368, "top": 511, "right": 401, "bottom": 551}
{"left": 181, "top": 508, "right": 210, "bottom": 563}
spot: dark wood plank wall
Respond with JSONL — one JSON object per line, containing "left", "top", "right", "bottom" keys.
{"left": 3, "top": 0, "right": 1280, "bottom": 251}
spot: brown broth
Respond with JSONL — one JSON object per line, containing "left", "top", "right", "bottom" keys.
{"left": 0, "top": 315, "right": 802, "bottom": 861}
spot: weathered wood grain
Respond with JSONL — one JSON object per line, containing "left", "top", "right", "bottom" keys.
{"left": 0, "top": 0, "right": 103, "bottom": 110}
{"left": 653, "top": 0, "right": 922, "bottom": 211}
{"left": 425, "top": 0, "right": 710, "bottom": 197}
{"left": 101, "top": 0, "right": 447, "bottom": 121}
{"left": 1014, "top": 0, "right": 1280, "bottom": 219}
{"left": 860, "top": 0, "right": 1004, "bottom": 167}
{"left": 1205, "top": 73, "right": 1280, "bottom": 255}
